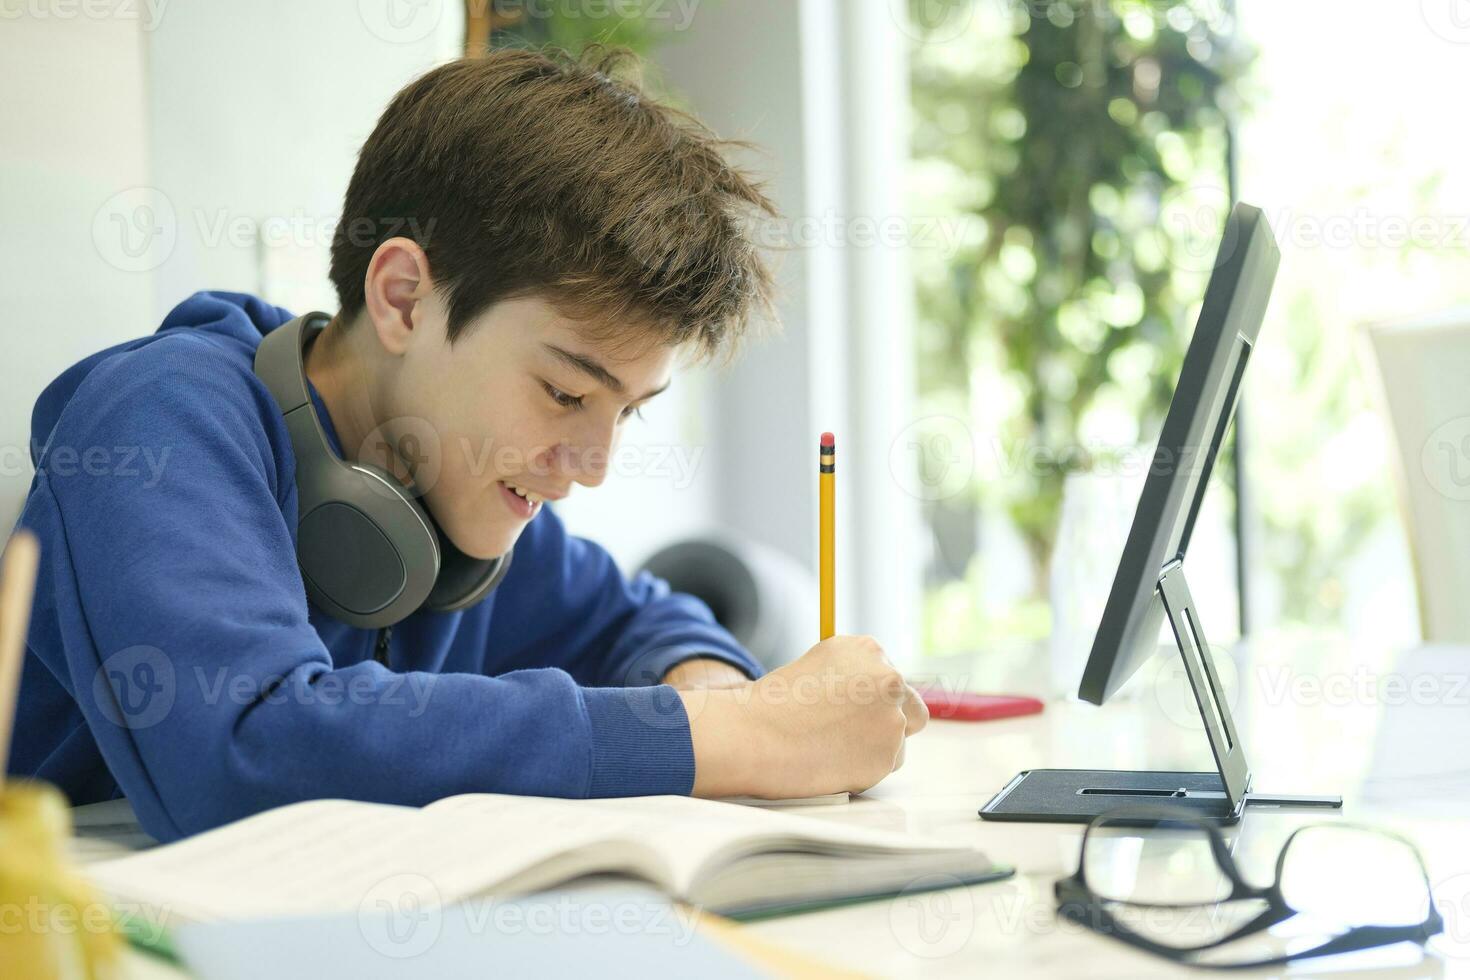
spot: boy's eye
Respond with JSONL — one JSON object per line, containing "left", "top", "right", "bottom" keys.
{"left": 542, "top": 382, "right": 584, "bottom": 411}
{"left": 543, "top": 380, "right": 646, "bottom": 422}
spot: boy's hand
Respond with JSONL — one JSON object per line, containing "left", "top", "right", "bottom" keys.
{"left": 661, "top": 657, "right": 753, "bottom": 691}
{"left": 680, "top": 635, "right": 928, "bottom": 799}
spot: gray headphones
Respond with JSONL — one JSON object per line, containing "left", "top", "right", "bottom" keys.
{"left": 254, "top": 312, "right": 512, "bottom": 629}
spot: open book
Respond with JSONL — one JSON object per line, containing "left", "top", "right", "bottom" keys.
{"left": 86, "top": 793, "right": 1010, "bottom": 926}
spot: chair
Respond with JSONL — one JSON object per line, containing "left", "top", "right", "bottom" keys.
{"left": 639, "top": 533, "right": 817, "bottom": 672}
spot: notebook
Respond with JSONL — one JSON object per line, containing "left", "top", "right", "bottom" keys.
{"left": 86, "top": 793, "right": 1009, "bottom": 928}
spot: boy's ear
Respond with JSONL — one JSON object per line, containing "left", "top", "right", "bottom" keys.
{"left": 363, "top": 236, "right": 433, "bottom": 355}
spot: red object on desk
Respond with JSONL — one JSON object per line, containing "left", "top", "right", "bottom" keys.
{"left": 916, "top": 689, "right": 1044, "bottom": 722}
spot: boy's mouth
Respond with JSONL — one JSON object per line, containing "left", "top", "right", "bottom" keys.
{"left": 497, "top": 479, "right": 543, "bottom": 519}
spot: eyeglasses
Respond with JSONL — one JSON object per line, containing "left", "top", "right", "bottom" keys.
{"left": 1054, "top": 806, "right": 1443, "bottom": 969}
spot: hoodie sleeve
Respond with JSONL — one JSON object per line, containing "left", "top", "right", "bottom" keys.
{"left": 485, "top": 505, "right": 766, "bottom": 691}
{"left": 21, "top": 337, "right": 699, "bottom": 843}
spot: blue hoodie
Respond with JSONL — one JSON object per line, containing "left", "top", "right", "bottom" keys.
{"left": 9, "top": 291, "right": 762, "bottom": 843}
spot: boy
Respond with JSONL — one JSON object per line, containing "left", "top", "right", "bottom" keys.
{"left": 10, "top": 49, "right": 926, "bottom": 843}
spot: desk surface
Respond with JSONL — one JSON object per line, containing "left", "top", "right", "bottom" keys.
{"left": 741, "top": 638, "right": 1470, "bottom": 978}
{"left": 77, "top": 637, "right": 1470, "bottom": 979}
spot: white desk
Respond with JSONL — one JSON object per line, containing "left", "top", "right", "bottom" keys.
{"left": 742, "top": 638, "right": 1470, "bottom": 977}
{"left": 75, "top": 637, "right": 1470, "bottom": 978}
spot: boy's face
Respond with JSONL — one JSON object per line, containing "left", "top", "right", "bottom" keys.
{"left": 385, "top": 294, "right": 675, "bottom": 559}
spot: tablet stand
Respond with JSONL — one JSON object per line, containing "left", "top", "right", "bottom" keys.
{"left": 979, "top": 559, "right": 1343, "bottom": 824}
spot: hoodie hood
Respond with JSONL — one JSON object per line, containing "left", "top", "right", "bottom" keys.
{"left": 30, "top": 291, "right": 295, "bottom": 468}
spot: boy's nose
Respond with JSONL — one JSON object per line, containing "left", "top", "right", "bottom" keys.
{"left": 538, "top": 442, "right": 610, "bottom": 490}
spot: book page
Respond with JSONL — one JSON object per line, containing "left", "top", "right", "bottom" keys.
{"left": 438, "top": 795, "right": 977, "bottom": 895}
{"left": 87, "top": 794, "right": 987, "bottom": 924}
{"left": 86, "top": 796, "right": 665, "bottom": 924}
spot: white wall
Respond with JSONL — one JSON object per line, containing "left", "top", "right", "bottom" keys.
{"left": 143, "top": 2, "right": 464, "bottom": 317}
{"left": 1, "top": 12, "right": 152, "bottom": 532}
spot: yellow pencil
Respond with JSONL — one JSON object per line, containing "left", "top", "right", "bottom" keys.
{"left": 819, "top": 432, "right": 835, "bottom": 640}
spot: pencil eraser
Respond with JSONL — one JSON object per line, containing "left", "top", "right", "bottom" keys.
{"left": 820, "top": 432, "right": 834, "bottom": 448}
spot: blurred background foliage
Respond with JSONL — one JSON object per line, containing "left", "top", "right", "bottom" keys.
{"left": 478, "top": 0, "right": 667, "bottom": 57}
{"left": 907, "top": 0, "right": 1251, "bottom": 655}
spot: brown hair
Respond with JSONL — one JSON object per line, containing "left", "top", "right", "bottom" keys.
{"left": 329, "top": 47, "right": 778, "bottom": 362}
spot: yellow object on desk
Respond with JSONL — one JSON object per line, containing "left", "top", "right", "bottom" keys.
{"left": 0, "top": 531, "right": 122, "bottom": 978}
{"left": 0, "top": 780, "right": 123, "bottom": 979}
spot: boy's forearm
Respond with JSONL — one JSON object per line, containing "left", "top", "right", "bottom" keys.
{"left": 670, "top": 662, "right": 774, "bottom": 798}
{"left": 679, "top": 686, "right": 772, "bottom": 798}
{"left": 661, "top": 656, "right": 752, "bottom": 690}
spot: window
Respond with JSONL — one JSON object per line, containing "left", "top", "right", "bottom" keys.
{"left": 905, "top": 0, "right": 1239, "bottom": 687}
{"left": 906, "top": 1, "right": 1465, "bottom": 685}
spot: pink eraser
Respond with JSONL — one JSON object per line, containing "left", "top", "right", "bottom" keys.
{"left": 820, "top": 432, "right": 835, "bottom": 447}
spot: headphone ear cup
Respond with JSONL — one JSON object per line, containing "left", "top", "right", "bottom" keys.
{"left": 296, "top": 461, "right": 442, "bottom": 629}
{"left": 423, "top": 522, "right": 513, "bottom": 613}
